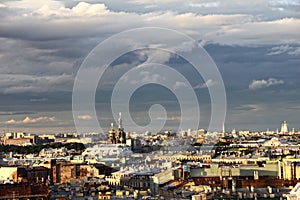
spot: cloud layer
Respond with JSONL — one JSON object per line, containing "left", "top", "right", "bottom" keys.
{"left": 0, "top": 0, "right": 299, "bottom": 132}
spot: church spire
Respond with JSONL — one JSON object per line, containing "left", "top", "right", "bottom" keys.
{"left": 222, "top": 122, "right": 225, "bottom": 134}
{"left": 109, "top": 112, "right": 126, "bottom": 144}
{"left": 118, "top": 112, "right": 123, "bottom": 130}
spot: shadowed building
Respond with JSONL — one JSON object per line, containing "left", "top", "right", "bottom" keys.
{"left": 51, "top": 160, "right": 117, "bottom": 184}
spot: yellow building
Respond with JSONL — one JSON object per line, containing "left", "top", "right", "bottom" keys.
{"left": 282, "top": 159, "right": 300, "bottom": 180}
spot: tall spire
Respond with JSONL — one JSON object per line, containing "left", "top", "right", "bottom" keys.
{"left": 222, "top": 122, "right": 225, "bottom": 134}
{"left": 118, "top": 112, "right": 123, "bottom": 130}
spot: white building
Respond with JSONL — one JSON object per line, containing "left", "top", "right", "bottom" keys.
{"left": 82, "top": 144, "right": 133, "bottom": 159}
{"left": 280, "top": 121, "right": 288, "bottom": 134}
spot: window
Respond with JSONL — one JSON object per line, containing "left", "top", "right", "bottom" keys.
{"left": 75, "top": 165, "right": 80, "bottom": 177}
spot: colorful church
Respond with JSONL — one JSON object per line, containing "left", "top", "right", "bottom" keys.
{"left": 109, "top": 112, "right": 126, "bottom": 144}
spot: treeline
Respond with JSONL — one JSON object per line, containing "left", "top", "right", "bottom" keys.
{"left": 0, "top": 142, "right": 86, "bottom": 154}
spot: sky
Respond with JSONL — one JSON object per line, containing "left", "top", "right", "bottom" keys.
{"left": 0, "top": 0, "right": 299, "bottom": 134}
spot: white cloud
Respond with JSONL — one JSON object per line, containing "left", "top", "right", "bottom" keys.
{"left": 156, "top": 116, "right": 181, "bottom": 121}
{"left": 289, "top": 47, "right": 300, "bottom": 55}
{"left": 141, "top": 72, "right": 163, "bottom": 83}
{"left": 211, "top": 18, "right": 300, "bottom": 45}
{"left": 143, "top": 50, "right": 172, "bottom": 64}
{"left": 33, "top": 2, "right": 108, "bottom": 17}
{"left": 194, "top": 79, "right": 216, "bottom": 89}
{"left": 188, "top": 2, "right": 220, "bottom": 8}
{"left": 5, "top": 116, "right": 56, "bottom": 124}
{"left": 1, "top": 1, "right": 298, "bottom": 46}
{"left": 267, "top": 45, "right": 300, "bottom": 55}
{"left": 267, "top": 45, "right": 292, "bottom": 55}
{"left": 173, "top": 81, "right": 187, "bottom": 90}
{"left": 249, "top": 78, "right": 284, "bottom": 90}
{"left": 77, "top": 115, "right": 92, "bottom": 120}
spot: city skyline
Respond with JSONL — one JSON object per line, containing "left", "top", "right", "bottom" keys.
{"left": 0, "top": 0, "right": 299, "bottom": 133}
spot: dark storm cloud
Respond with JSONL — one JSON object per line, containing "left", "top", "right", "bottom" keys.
{"left": 0, "top": 0, "right": 299, "bottom": 132}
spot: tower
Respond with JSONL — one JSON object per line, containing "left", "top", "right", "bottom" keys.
{"left": 109, "top": 122, "right": 116, "bottom": 144}
{"left": 118, "top": 112, "right": 123, "bottom": 130}
{"left": 280, "top": 121, "right": 288, "bottom": 134}
{"left": 222, "top": 122, "right": 225, "bottom": 137}
{"left": 116, "top": 112, "right": 126, "bottom": 144}
{"left": 222, "top": 122, "right": 225, "bottom": 134}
